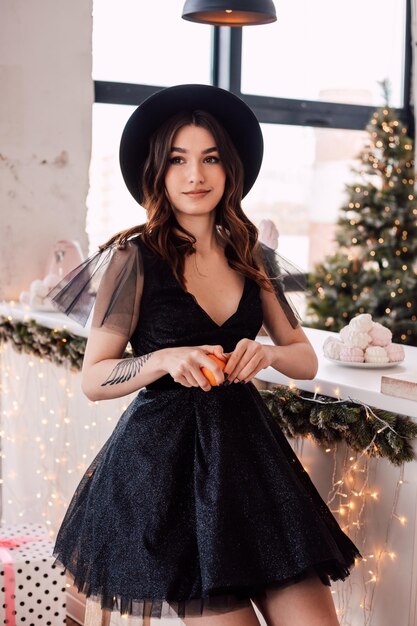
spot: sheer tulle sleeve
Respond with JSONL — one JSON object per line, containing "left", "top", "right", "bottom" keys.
{"left": 46, "top": 238, "right": 144, "bottom": 339}
{"left": 256, "top": 242, "right": 308, "bottom": 329}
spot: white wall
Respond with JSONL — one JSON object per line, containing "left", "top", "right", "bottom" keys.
{"left": 0, "top": 0, "right": 94, "bottom": 300}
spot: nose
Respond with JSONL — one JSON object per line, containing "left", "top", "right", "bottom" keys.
{"left": 187, "top": 159, "right": 205, "bottom": 184}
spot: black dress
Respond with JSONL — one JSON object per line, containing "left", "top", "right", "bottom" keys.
{"left": 49, "top": 234, "right": 362, "bottom": 622}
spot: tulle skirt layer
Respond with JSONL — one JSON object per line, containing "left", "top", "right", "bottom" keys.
{"left": 53, "top": 382, "right": 362, "bottom": 623}
{"left": 72, "top": 561, "right": 348, "bottom": 625}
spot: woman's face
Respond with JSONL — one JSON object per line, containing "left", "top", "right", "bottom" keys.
{"left": 164, "top": 124, "right": 226, "bottom": 217}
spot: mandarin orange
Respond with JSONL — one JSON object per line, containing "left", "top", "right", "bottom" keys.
{"left": 201, "top": 354, "right": 226, "bottom": 386}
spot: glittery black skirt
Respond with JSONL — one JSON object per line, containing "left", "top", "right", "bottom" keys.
{"left": 52, "top": 379, "right": 362, "bottom": 622}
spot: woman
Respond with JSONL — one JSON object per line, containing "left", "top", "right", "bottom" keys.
{"left": 48, "top": 84, "right": 362, "bottom": 626}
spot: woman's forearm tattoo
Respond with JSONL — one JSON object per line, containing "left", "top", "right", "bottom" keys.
{"left": 101, "top": 353, "right": 153, "bottom": 386}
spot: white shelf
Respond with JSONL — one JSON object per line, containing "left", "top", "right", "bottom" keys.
{"left": 257, "top": 327, "right": 417, "bottom": 418}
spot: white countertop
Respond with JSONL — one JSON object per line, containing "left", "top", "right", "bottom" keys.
{"left": 257, "top": 328, "right": 417, "bottom": 418}
{"left": 1, "top": 301, "right": 416, "bottom": 417}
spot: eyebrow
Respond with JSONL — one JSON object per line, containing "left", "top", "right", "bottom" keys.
{"left": 170, "top": 146, "right": 219, "bottom": 154}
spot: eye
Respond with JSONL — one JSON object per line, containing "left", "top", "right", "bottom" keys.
{"left": 168, "top": 156, "right": 184, "bottom": 165}
{"left": 204, "top": 156, "right": 221, "bottom": 164}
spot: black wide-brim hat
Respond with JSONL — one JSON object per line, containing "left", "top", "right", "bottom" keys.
{"left": 119, "top": 83, "right": 263, "bottom": 205}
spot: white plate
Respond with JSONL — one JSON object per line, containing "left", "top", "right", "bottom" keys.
{"left": 323, "top": 356, "right": 403, "bottom": 369}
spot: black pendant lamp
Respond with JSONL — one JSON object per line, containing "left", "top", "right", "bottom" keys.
{"left": 182, "top": 0, "right": 277, "bottom": 26}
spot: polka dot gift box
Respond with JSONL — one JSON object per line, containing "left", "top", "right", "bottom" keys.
{"left": 0, "top": 523, "right": 66, "bottom": 626}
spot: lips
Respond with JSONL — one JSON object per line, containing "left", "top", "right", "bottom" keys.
{"left": 184, "top": 190, "right": 210, "bottom": 196}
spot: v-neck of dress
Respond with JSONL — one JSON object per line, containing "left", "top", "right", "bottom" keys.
{"left": 185, "top": 276, "right": 249, "bottom": 328}
{"left": 140, "top": 236, "right": 250, "bottom": 329}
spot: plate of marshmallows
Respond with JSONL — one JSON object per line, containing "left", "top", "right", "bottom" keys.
{"left": 323, "top": 313, "right": 405, "bottom": 368}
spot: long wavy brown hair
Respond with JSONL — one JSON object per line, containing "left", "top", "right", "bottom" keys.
{"left": 99, "top": 109, "right": 273, "bottom": 292}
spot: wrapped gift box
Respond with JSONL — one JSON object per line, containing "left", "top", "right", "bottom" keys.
{"left": 381, "top": 372, "right": 417, "bottom": 401}
{"left": 0, "top": 523, "right": 66, "bottom": 626}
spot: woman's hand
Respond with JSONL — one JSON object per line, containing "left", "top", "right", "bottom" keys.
{"left": 161, "top": 344, "right": 227, "bottom": 391}
{"left": 223, "top": 339, "right": 273, "bottom": 384}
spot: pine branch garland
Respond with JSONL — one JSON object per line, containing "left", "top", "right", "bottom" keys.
{"left": 0, "top": 315, "right": 131, "bottom": 371}
{"left": 259, "top": 385, "right": 417, "bottom": 466}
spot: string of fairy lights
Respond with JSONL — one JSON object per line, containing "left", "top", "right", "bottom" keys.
{"left": 0, "top": 340, "right": 134, "bottom": 539}
{"left": 290, "top": 380, "right": 410, "bottom": 625}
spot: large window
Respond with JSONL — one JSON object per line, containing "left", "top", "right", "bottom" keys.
{"left": 242, "top": 0, "right": 406, "bottom": 108}
{"left": 89, "top": 0, "right": 412, "bottom": 272}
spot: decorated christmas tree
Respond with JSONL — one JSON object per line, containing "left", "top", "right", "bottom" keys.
{"left": 305, "top": 82, "right": 417, "bottom": 346}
